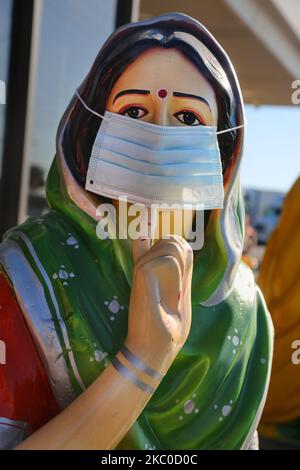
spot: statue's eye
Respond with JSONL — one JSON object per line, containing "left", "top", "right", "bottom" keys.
{"left": 121, "top": 106, "right": 148, "bottom": 119}
{"left": 174, "top": 111, "right": 204, "bottom": 126}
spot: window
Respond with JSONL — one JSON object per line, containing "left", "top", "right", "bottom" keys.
{"left": 0, "top": 0, "right": 13, "bottom": 184}
{"left": 27, "top": 0, "right": 117, "bottom": 216}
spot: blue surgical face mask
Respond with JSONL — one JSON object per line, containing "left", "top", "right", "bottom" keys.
{"left": 76, "top": 91, "right": 245, "bottom": 209}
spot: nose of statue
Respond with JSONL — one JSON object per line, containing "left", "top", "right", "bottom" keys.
{"left": 153, "top": 107, "right": 171, "bottom": 126}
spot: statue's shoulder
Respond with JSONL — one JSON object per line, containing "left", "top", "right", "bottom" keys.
{"left": 0, "top": 210, "right": 84, "bottom": 268}
{"left": 0, "top": 213, "right": 84, "bottom": 409}
{"left": 3, "top": 210, "right": 76, "bottom": 244}
{"left": 0, "top": 260, "right": 60, "bottom": 450}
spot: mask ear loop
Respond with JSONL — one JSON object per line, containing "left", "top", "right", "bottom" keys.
{"left": 76, "top": 89, "right": 247, "bottom": 132}
{"left": 75, "top": 90, "right": 109, "bottom": 121}
{"left": 216, "top": 122, "right": 247, "bottom": 135}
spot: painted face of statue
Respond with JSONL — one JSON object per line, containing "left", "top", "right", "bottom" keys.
{"left": 98, "top": 47, "right": 219, "bottom": 241}
{"left": 87, "top": 47, "right": 223, "bottom": 242}
{"left": 106, "top": 47, "right": 218, "bottom": 127}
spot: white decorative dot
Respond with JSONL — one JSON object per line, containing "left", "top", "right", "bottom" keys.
{"left": 110, "top": 316, "right": 115, "bottom": 321}
{"left": 53, "top": 273, "right": 58, "bottom": 280}
{"left": 260, "top": 358, "right": 266, "bottom": 364}
{"left": 222, "top": 405, "right": 232, "bottom": 417}
{"left": 94, "top": 350, "right": 106, "bottom": 362}
{"left": 234, "top": 328, "right": 238, "bottom": 333}
{"left": 232, "top": 336, "right": 239, "bottom": 346}
{"left": 219, "top": 417, "right": 223, "bottom": 422}
{"left": 195, "top": 408, "right": 199, "bottom": 414}
{"left": 63, "top": 281, "right": 68, "bottom": 286}
{"left": 230, "top": 400, "right": 233, "bottom": 405}
{"left": 184, "top": 400, "right": 195, "bottom": 414}
{"left": 69, "top": 272, "right": 75, "bottom": 278}
{"left": 214, "top": 404, "right": 218, "bottom": 409}
{"left": 66, "top": 236, "right": 78, "bottom": 246}
{"left": 227, "top": 336, "right": 231, "bottom": 340}
{"left": 179, "top": 416, "right": 183, "bottom": 420}
{"left": 233, "top": 349, "right": 236, "bottom": 354}
{"left": 58, "top": 269, "right": 68, "bottom": 280}
{"left": 108, "top": 299, "right": 120, "bottom": 313}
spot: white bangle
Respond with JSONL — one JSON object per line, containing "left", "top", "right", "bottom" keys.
{"left": 111, "top": 357, "right": 155, "bottom": 394}
{"left": 120, "top": 345, "right": 163, "bottom": 381}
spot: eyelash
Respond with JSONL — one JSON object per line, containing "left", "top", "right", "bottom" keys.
{"left": 174, "top": 109, "right": 206, "bottom": 126}
{"left": 119, "top": 104, "right": 148, "bottom": 118}
{"left": 118, "top": 105, "right": 207, "bottom": 126}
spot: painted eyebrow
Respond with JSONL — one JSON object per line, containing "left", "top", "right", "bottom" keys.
{"left": 113, "top": 89, "right": 150, "bottom": 104}
{"left": 173, "top": 92, "right": 211, "bottom": 111}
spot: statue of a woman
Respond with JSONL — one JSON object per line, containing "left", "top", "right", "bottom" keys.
{"left": 0, "top": 13, "right": 273, "bottom": 450}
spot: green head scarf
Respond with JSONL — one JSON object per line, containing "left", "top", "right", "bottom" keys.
{"left": 0, "top": 13, "right": 273, "bottom": 450}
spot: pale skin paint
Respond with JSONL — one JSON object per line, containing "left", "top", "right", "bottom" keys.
{"left": 107, "top": 47, "right": 218, "bottom": 126}
{"left": 107, "top": 47, "right": 218, "bottom": 240}
{"left": 17, "top": 47, "right": 218, "bottom": 450}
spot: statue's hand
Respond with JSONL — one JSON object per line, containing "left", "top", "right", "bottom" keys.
{"left": 126, "top": 235, "right": 193, "bottom": 374}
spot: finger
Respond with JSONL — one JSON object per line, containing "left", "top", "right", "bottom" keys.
{"left": 143, "top": 255, "right": 182, "bottom": 316}
{"left": 144, "top": 254, "right": 191, "bottom": 344}
{"left": 147, "top": 207, "right": 158, "bottom": 247}
{"left": 171, "top": 235, "right": 194, "bottom": 278}
{"left": 137, "top": 240, "right": 185, "bottom": 278}
{"left": 132, "top": 236, "right": 151, "bottom": 264}
{"left": 132, "top": 206, "right": 157, "bottom": 263}
{"left": 170, "top": 234, "right": 194, "bottom": 259}
{"left": 137, "top": 235, "right": 189, "bottom": 277}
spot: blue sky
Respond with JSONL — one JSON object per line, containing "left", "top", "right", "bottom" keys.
{"left": 241, "top": 104, "right": 300, "bottom": 192}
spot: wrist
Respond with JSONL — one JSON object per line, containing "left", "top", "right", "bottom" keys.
{"left": 124, "top": 338, "right": 178, "bottom": 375}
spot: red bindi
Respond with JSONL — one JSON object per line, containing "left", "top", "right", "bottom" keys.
{"left": 158, "top": 89, "right": 168, "bottom": 99}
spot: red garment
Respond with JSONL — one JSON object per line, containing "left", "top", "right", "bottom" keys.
{"left": 0, "top": 271, "right": 60, "bottom": 434}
